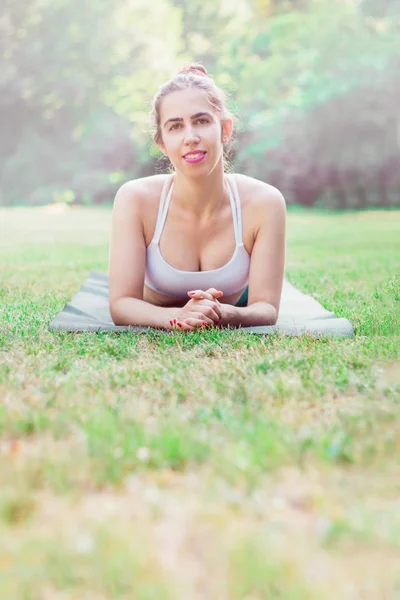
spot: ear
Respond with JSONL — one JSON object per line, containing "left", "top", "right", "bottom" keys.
{"left": 157, "top": 140, "right": 167, "bottom": 156}
{"left": 221, "top": 117, "right": 233, "bottom": 144}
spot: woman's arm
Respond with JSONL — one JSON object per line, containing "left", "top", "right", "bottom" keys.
{"left": 219, "top": 184, "right": 286, "bottom": 328}
{"left": 111, "top": 296, "right": 176, "bottom": 328}
{"left": 109, "top": 181, "right": 176, "bottom": 328}
{"left": 239, "top": 184, "right": 286, "bottom": 326}
{"left": 218, "top": 301, "right": 277, "bottom": 328}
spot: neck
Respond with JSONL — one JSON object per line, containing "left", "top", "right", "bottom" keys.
{"left": 171, "top": 161, "right": 228, "bottom": 220}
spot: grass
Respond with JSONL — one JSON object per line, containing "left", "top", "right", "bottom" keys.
{"left": 0, "top": 204, "right": 399, "bottom": 599}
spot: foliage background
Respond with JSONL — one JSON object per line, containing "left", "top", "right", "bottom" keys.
{"left": 1, "top": 0, "right": 399, "bottom": 209}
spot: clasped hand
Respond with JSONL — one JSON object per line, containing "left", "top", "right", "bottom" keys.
{"left": 169, "top": 288, "right": 233, "bottom": 331}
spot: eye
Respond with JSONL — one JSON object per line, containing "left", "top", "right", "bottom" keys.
{"left": 169, "top": 123, "right": 182, "bottom": 131}
{"left": 196, "top": 118, "right": 209, "bottom": 124}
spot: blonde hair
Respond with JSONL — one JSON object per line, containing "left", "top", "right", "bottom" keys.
{"left": 150, "top": 64, "right": 236, "bottom": 167}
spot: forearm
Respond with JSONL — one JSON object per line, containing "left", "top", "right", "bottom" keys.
{"left": 110, "top": 297, "right": 176, "bottom": 329}
{"left": 228, "top": 301, "right": 278, "bottom": 328}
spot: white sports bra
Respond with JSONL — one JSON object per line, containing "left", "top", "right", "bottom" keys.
{"left": 144, "top": 174, "right": 251, "bottom": 298}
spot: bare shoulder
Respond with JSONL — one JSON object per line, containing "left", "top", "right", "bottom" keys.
{"left": 234, "top": 173, "right": 286, "bottom": 210}
{"left": 234, "top": 174, "right": 286, "bottom": 240}
{"left": 113, "top": 174, "right": 169, "bottom": 213}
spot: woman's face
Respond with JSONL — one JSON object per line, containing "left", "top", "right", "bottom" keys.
{"left": 158, "top": 87, "right": 232, "bottom": 176}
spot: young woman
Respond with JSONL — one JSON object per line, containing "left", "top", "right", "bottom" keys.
{"left": 109, "top": 64, "right": 286, "bottom": 331}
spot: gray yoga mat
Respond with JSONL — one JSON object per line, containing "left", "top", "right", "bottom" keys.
{"left": 48, "top": 270, "right": 354, "bottom": 337}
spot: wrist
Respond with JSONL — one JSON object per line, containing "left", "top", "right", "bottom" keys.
{"left": 230, "top": 304, "right": 241, "bottom": 327}
{"left": 167, "top": 307, "right": 180, "bottom": 320}
{"left": 166, "top": 307, "right": 180, "bottom": 328}
{"left": 233, "top": 302, "right": 277, "bottom": 327}
{"left": 219, "top": 303, "right": 240, "bottom": 327}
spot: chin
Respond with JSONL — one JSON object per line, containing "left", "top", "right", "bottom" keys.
{"left": 182, "top": 160, "right": 222, "bottom": 178}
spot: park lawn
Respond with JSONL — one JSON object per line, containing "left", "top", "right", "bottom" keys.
{"left": 0, "top": 205, "right": 399, "bottom": 599}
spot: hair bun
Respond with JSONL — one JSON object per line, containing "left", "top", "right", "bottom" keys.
{"left": 177, "top": 63, "right": 208, "bottom": 77}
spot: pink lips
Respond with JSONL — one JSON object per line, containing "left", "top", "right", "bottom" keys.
{"left": 183, "top": 152, "right": 206, "bottom": 164}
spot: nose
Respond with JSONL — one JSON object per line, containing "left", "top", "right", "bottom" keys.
{"left": 183, "top": 125, "right": 200, "bottom": 146}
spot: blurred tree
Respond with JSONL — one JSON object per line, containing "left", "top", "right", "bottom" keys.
{"left": 0, "top": 0, "right": 182, "bottom": 205}
{"left": 361, "top": 0, "right": 400, "bottom": 19}
{"left": 223, "top": 0, "right": 400, "bottom": 207}
{"left": 1, "top": 0, "right": 399, "bottom": 208}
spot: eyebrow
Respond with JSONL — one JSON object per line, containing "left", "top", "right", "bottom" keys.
{"left": 163, "top": 112, "right": 213, "bottom": 128}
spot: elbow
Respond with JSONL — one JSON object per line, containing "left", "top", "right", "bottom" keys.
{"left": 266, "top": 303, "right": 278, "bottom": 326}
{"left": 251, "top": 301, "right": 278, "bottom": 326}
{"left": 111, "top": 316, "right": 123, "bottom": 327}
{"left": 109, "top": 296, "right": 144, "bottom": 326}
{"left": 272, "top": 301, "right": 281, "bottom": 325}
{"left": 109, "top": 298, "right": 124, "bottom": 326}
{"left": 248, "top": 301, "right": 278, "bottom": 326}
{"left": 270, "top": 309, "right": 278, "bottom": 326}
{"left": 109, "top": 308, "right": 121, "bottom": 326}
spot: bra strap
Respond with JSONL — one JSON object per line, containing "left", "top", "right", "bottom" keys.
{"left": 154, "top": 175, "right": 174, "bottom": 243}
{"left": 227, "top": 174, "right": 243, "bottom": 245}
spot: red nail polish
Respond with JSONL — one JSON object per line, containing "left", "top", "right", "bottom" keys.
{"left": 177, "top": 322, "right": 182, "bottom": 328}
{"left": 173, "top": 319, "right": 177, "bottom": 324}
{"left": 169, "top": 320, "right": 173, "bottom": 326}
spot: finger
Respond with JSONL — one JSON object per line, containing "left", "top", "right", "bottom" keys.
{"left": 205, "top": 288, "right": 224, "bottom": 298}
{"left": 202, "top": 305, "right": 222, "bottom": 323}
{"left": 191, "top": 312, "right": 215, "bottom": 326}
{"left": 187, "top": 289, "right": 223, "bottom": 301}
{"left": 187, "top": 290, "right": 215, "bottom": 301}
{"left": 187, "top": 292, "right": 223, "bottom": 314}
{"left": 183, "top": 317, "right": 212, "bottom": 329}
{"left": 195, "top": 299, "right": 222, "bottom": 320}
{"left": 176, "top": 320, "right": 195, "bottom": 331}
{"left": 187, "top": 308, "right": 219, "bottom": 324}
